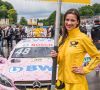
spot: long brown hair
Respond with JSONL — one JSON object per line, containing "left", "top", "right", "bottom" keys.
{"left": 59, "top": 8, "right": 80, "bottom": 46}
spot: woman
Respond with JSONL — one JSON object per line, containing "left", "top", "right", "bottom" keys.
{"left": 50, "top": 8, "right": 100, "bottom": 90}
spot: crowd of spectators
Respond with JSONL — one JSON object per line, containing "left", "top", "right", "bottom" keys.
{"left": 0, "top": 20, "right": 100, "bottom": 56}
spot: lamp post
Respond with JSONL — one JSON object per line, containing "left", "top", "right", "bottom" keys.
{"left": 51, "top": 0, "right": 61, "bottom": 90}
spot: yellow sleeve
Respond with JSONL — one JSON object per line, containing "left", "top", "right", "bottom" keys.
{"left": 81, "top": 36, "right": 100, "bottom": 74}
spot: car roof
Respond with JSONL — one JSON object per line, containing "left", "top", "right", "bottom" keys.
{"left": 15, "top": 38, "right": 54, "bottom": 48}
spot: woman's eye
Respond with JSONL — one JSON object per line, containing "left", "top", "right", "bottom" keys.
{"left": 65, "top": 19, "right": 69, "bottom": 21}
{"left": 65, "top": 19, "right": 76, "bottom": 22}
{"left": 71, "top": 19, "right": 76, "bottom": 22}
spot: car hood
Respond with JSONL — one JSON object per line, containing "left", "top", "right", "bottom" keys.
{"left": 2, "top": 58, "right": 53, "bottom": 81}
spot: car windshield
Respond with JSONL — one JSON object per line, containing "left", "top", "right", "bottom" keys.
{"left": 11, "top": 47, "right": 53, "bottom": 58}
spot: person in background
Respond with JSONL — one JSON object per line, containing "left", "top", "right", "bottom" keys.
{"left": 0, "top": 27, "right": 3, "bottom": 55}
{"left": 46, "top": 27, "right": 51, "bottom": 37}
{"left": 50, "top": 8, "right": 100, "bottom": 90}
{"left": 50, "top": 25, "right": 55, "bottom": 38}
{"left": 6, "top": 26, "right": 14, "bottom": 48}
{"left": 15, "top": 25, "right": 21, "bottom": 43}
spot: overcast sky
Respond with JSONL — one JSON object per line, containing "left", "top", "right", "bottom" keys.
{"left": 3, "top": 0, "right": 100, "bottom": 20}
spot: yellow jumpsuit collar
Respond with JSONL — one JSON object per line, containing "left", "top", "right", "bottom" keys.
{"left": 68, "top": 27, "right": 80, "bottom": 38}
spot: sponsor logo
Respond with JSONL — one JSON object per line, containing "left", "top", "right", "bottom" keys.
{"left": 9, "top": 65, "right": 52, "bottom": 73}
{"left": 33, "top": 81, "right": 41, "bottom": 88}
{"left": 70, "top": 41, "right": 78, "bottom": 47}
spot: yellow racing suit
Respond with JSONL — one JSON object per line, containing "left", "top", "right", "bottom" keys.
{"left": 57, "top": 27, "right": 100, "bottom": 90}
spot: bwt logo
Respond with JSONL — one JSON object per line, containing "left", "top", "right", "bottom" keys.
{"left": 9, "top": 65, "right": 52, "bottom": 73}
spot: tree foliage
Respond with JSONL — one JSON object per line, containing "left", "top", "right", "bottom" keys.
{"left": 39, "top": 11, "right": 63, "bottom": 26}
{"left": 0, "top": 0, "right": 17, "bottom": 24}
{"left": 0, "top": 5, "right": 7, "bottom": 18}
{"left": 19, "top": 17, "right": 27, "bottom": 25}
{"left": 7, "top": 9, "right": 17, "bottom": 24}
{"left": 47, "top": 11, "right": 56, "bottom": 25}
{"left": 79, "top": 5, "right": 94, "bottom": 17}
{"left": 92, "top": 3, "right": 100, "bottom": 15}
{"left": 40, "top": 3, "right": 100, "bottom": 26}
{"left": 79, "top": 3, "right": 100, "bottom": 17}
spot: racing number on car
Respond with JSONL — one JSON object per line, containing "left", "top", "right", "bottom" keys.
{"left": 22, "top": 48, "right": 30, "bottom": 55}
{"left": 15, "top": 48, "right": 23, "bottom": 56}
{"left": 15, "top": 48, "right": 31, "bottom": 56}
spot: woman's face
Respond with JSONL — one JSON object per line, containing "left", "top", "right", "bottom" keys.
{"left": 64, "top": 14, "right": 79, "bottom": 31}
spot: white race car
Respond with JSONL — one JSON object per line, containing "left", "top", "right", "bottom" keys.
{"left": 2, "top": 38, "right": 54, "bottom": 90}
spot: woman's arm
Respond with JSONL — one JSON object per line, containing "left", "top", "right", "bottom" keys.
{"left": 73, "top": 35, "right": 100, "bottom": 74}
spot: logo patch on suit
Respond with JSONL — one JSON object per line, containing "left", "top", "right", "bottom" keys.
{"left": 70, "top": 41, "right": 78, "bottom": 47}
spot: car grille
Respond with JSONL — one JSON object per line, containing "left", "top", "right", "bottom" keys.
{"left": 14, "top": 80, "right": 51, "bottom": 88}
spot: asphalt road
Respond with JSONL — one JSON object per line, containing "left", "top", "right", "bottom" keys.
{"left": 87, "top": 71, "right": 100, "bottom": 90}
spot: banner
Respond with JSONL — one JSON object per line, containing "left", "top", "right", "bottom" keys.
{"left": 42, "top": 0, "right": 90, "bottom": 4}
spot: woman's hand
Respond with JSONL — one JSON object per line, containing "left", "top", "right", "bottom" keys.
{"left": 50, "top": 50, "right": 58, "bottom": 58}
{"left": 72, "top": 66, "right": 85, "bottom": 75}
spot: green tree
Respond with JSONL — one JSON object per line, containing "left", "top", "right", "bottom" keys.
{"left": 19, "top": 17, "right": 27, "bottom": 25}
{"left": 4, "top": 1, "right": 13, "bottom": 10}
{"left": 39, "top": 11, "right": 63, "bottom": 26}
{"left": 79, "top": 5, "right": 94, "bottom": 17}
{"left": 0, "top": 0, "right": 4, "bottom": 6}
{"left": 0, "top": 0, "right": 17, "bottom": 24}
{"left": 7, "top": 9, "right": 17, "bottom": 24}
{"left": 92, "top": 3, "right": 100, "bottom": 15}
{"left": 47, "top": 11, "right": 56, "bottom": 25}
{"left": 39, "top": 19, "right": 49, "bottom": 26}
{"left": 0, "top": 5, "right": 7, "bottom": 18}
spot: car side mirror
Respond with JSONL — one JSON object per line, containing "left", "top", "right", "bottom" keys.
{"left": 11, "top": 59, "right": 21, "bottom": 63}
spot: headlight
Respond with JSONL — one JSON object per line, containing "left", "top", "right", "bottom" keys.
{"left": 0, "top": 74, "right": 13, "bottom": 87}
